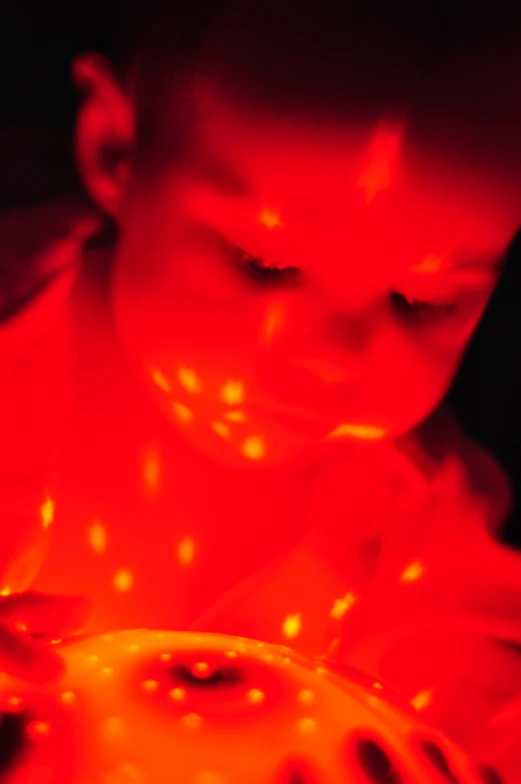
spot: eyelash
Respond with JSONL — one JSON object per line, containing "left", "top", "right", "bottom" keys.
{"left": 239, "top": 252, "right": 302, "bottom": 284}
{"left": 228, "top": 242, "right": 456, "bottom": 318}
{"left": 389, "top": 291, "right": 456, "bottom": 320}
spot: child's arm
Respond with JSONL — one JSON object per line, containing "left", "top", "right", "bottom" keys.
{"left": 0, "top": 200, "right": 99, "bottom": 322}
{"left": 471, "top": 693, "right": 521, "bottom": 782}
{"left": 331, "top": 431, "right": 521, "bottom": 771}
{"left": 192, "top": 542, "right": 352, "bottom": 654}
{"left": 333, "top": 532, "right": 521, "bottom": 741}
{"left": 194, "top": 415, "right": 521, "bottom": 777}
{"left": 192, "top": 444, "right": 407, "bottom": 653}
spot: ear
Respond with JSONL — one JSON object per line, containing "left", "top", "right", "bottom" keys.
{"left": 72, "top": 54, "right": 135, "bottom": 219}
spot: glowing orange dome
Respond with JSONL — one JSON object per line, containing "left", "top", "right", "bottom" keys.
{"left": 0, "top": 630, "right": 497, "bottom": 783}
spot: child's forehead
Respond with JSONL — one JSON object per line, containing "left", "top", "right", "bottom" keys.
{"left": 174, "top": 87, "right": 521, "bottom": 274}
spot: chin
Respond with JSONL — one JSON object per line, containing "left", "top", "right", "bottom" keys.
{"left": 176, "top": 426, "right": 327, "bottom": 472}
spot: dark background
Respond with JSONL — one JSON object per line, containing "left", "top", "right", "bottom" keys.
{"left": 1, "top": 2, "right": 520, "bottom": 545}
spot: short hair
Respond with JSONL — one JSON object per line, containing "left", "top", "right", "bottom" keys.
{"left": 109, "top": 0, "right": 521, "bottom": 174}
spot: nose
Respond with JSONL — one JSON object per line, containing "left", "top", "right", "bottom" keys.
{"left": 327, "top": 311, "right": 372, "bottom": 355}
{"left": 260, "top": 296, "right": 370, "bottom": 382}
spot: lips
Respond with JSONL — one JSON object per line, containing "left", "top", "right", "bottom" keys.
{"left": 258, "top": 357, "right": 363, "bottom": 428}
{"left": 291, "top": 356, "right": 359, "bottom": 384}
{"left": 248, "top": 402, "right": 332, "bottom": 436}
{"left": 252, "top": 399, "right": 328, "bottom": 423}
{"left": 261, "top": 362, "right": 335, "bottom": 414}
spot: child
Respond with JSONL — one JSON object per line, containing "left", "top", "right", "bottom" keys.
{"left": 2, "top": 0, "right": 521, "bottom": 776}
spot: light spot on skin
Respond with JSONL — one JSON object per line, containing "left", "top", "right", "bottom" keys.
{"left": 211, "top": 421, "right": 231, "bottom": 438}
{"left": 225, "top": 650, "right": 238, "bottom": 659}
{"left": 128, "top": 644, "right": 140, "bottom": 653}
{"left": 400, "top": 561, "right": 424, "bottom": 582}
{"left": 104, "top": 762, "right": 148, "bottom": 783}
{"left": 0, "top": 586, "right": 11, "bottom": 596}
{"left": 87, "top": 654, "right": 100, "bottom": 665}
{"left": 410, "top": 253, "right": 444, "bottom": 275}
{"left": 241, "top": 435, "right": 265, "bottom": 460}
{"left": 6, "top": 697, "right": 22, "bottom": 711}
{"left": 142, "top": 680, "right": 160, "bottom": 692}
{"left": 178, "top": 366, "right": 202, "bottom": 394}
{"left": 182, "top": 713, "right": 203, "bottom": 730}
{"left": 25, "top": 721, "right": 52, "bottom": 740}
{"left": 169, "top": 688, "right": 186, "bottom": 702}
{"left": 60, "top": 691, "right": 76, "bottom": 706}
{"left": 258, "top": 208, "right": 283, "bottom": 229}
{"left": 247, "top": 689, "right": 265, "bottom": 705}
{"left": 298, "top": 689, "right": 316, "bottom": 706}
{"left": 261, "top": 300, "right": 286, "bottom": 344}
{"left": 327, "top": 423, "right": 386, "bottom": 440}
{"left": 373, "top": 682, "right": 384, "bottom": 691}
{"left": 357, "top": 124, "right": 403, "bottom": 205}
{"left": 282, "top": 613, "right": 302, "bottom": 640}
{"left": 298, "top": 718, "right": 318, "bottom": 735}
{"left": 223, "top": 410, "right": 246, "bottom": 423}
{"left": 40, "top": 497, "right": 55, "bottom": 529}
{"left": 88, "top": 522, "right": 107, "bottom": 554}
{"left": 101, "top": 667, "right": 114, "bottom": 678}
{"left": 220, "top": 380, "right": 244, "bottom": 405}
{"left": 113, "top": 569, "right": 133, "bottom": 592}
{"left": 100, "top": 717, "right": 127, "bottom": 738}
{"left": 177, "top": 537, "right": 196, "bottom": 565}
{"left": 14, "top": 621, "right": 27, "bottom": 633}
{"left": 411, "top": 689, "right": 432, "bottom": 711}
{"left": 143, "top": 449, "right": 161, "bottom": 493}
{"left": 151, "top": 368, "right": 172, "bottom": 393}
{"left": 173, "top": 401, "right": 195, "bottom": 423}
{"left": 159, "top": 652, "right": 172, "bottom": 662}
{"left": 329, "top": 591, "right": 357, "bottom": 620}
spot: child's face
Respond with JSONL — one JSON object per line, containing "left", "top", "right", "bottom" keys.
{"left": 112, "top": 86, "right": 521, "bottom": 469}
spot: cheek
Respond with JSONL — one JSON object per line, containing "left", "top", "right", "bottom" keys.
{"left": 114, "top": 237, "right": 251, "bottom": 362}
{"left": 367, "top": 323, "right": 464, "bottom": 432}
{"left": 113, "top": 277, "right": 330, "bottom": 469}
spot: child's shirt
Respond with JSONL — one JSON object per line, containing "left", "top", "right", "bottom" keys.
{"left": 1, "top": 199, "right": 520, "bottom": 778}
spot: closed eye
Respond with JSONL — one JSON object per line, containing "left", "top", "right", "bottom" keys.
{"left": 244, "top": 256, "right": 302, "bottom": 283}
{"left": 389, "top": 291, "right": 456, "bottom": 319}
{"left": 225, "top": 239, "right": 302, "bottom": 285}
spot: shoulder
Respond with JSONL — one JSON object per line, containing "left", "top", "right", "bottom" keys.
{"left": 401, "top": 406, "right": 511, "bottom": 538}
{"left": 307, "top": 405, "right": 511, "bottom": 555}
{"left": 0, "top": 197, "right": 103, "bottom": 325}
{"left": 0, "top": 199, "right": 105, "bottom": 530}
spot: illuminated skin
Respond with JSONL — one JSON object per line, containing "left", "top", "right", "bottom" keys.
{"left": 112, "top": 86, "right": 521, "bottom": 469}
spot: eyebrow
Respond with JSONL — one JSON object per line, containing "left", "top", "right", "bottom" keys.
{"left": 450, "top": 252, "right": 506, "bottom": 274}
{"left": 411, "top": 251, "right": 504, "bottom": 277}
{"left": 187, "top": 158, "right": 512, "bottom": 276}
{"left": 195, "top": 155, "right": 253, "bottom": 198}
